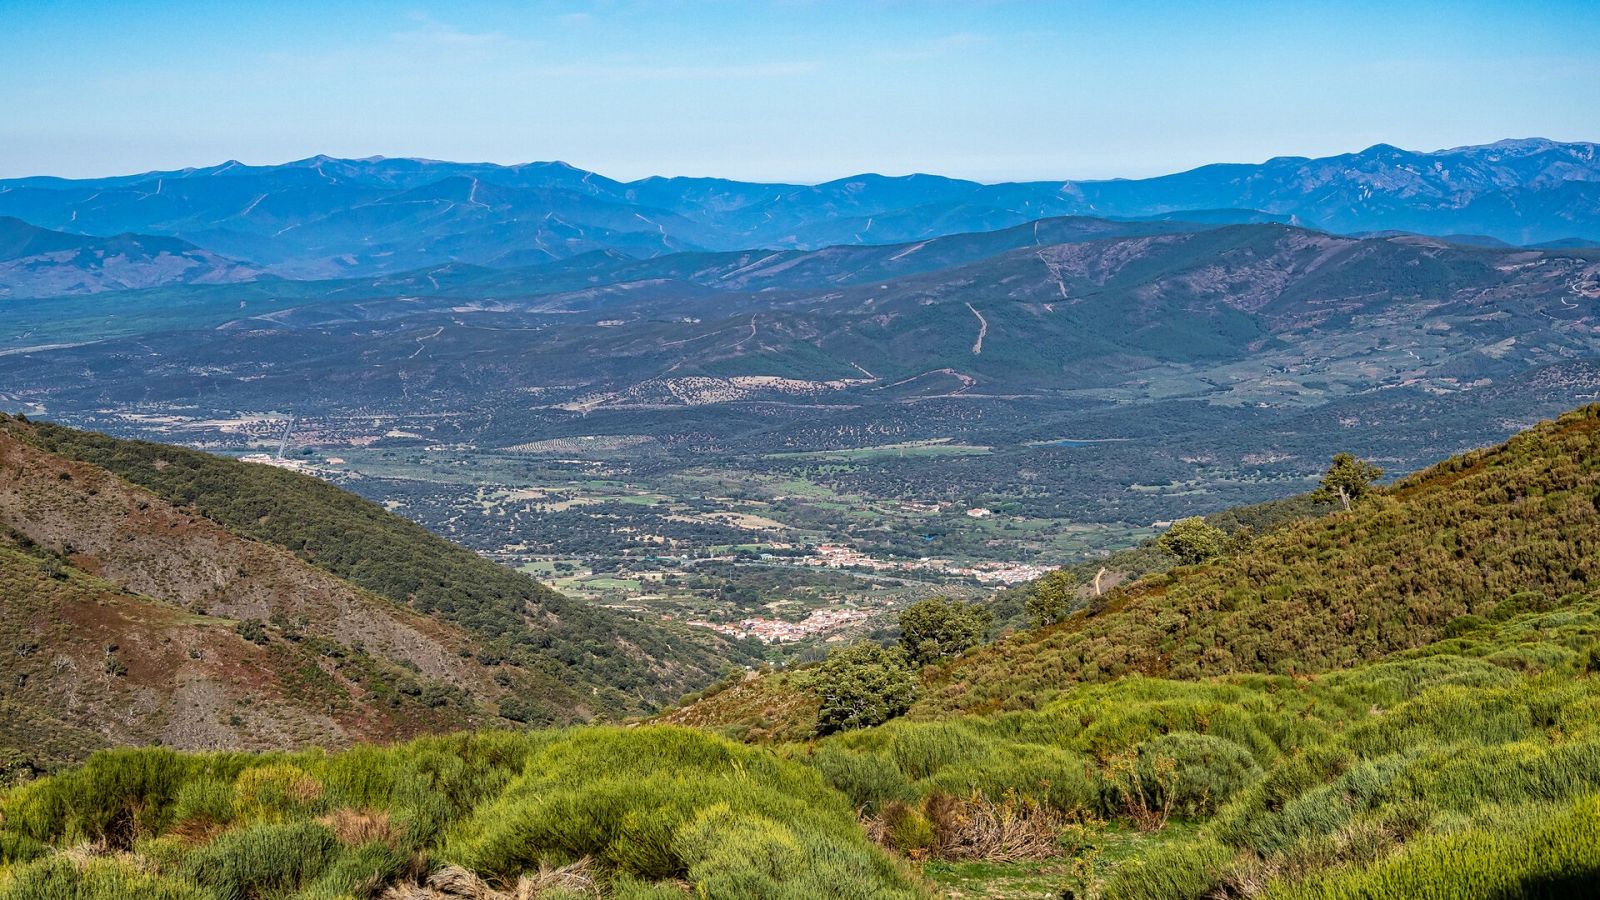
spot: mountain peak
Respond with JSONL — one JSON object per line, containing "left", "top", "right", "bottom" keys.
{"left": 1356, "top": 142, "right": 1409, "bottom": 158}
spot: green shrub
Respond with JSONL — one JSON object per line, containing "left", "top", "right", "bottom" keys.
{"left": 0, "top": 829, "right": 47, "bottom": 866}
{"left": 298, "top": 840, "right": 408, "bottom": 899}
{"left": 171, "top": 778, "right": 235, "bottom": 828}
{"left": 883, "top": 802, "right": 936, "bottom": 853}
{"left": 234, "top": 619, "right": 268, "bottom": 645}
{"left": 0, "top": 856, "right": 208, "bottom": 900}
{"left": 1125, "top": 733, "right": 1262, "bottom": 820}
{"left": 1, "top": 747, "right": 198, "bottom": 847}
{"left": 1442, "top": 614, "right": 1488, "bottom": 638}
{"left": 1102, "top": 833, "right": 1233, "bottom": 900}
{"left": 1490, "top": 591, "right": 1554, "bottom": 622}
{"left": 443, "top": 727, "right": 918, "bottom": 896}
{"left": 232, "top": 763, "right": 325, "bottom": 821}
{"left": 183, "top": 821, "right": 340, "bottom": 899}
{"left": 1267, "top": 794, "right": 1600, "bottom": 899}
{"left": 805, "top": 743, "right": 914, "bottom": 814}
{"left": 673, "top": 801, "right": 921, "bottom": 899}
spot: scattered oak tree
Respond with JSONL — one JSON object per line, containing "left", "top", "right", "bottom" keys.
{"left": 1316, "top": 452, "right": 1384, "bottom": 511}
{"left": 898, "top": 597, "right": 993, "bottom": 668}
{"left": 1027, "top": 570, "right": 1078, "bottom": 628}
{"left": 1157, "top": 517, "right": 1227, "bottom": 565}
{"left": 812, "top": 642, "right": 916, "bottom": 734}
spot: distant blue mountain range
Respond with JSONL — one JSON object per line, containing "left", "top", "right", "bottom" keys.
{"left": 0, "top": 138, "right": 1595, "bottom": 283}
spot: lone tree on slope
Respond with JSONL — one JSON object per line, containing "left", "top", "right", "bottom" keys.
{"left": 812, "top": 642, "right": 917, "bottom": 734}
{"left": 1157, "top": 517, "right": 1227, "bottom": 566}
{"left": 898, "top": 597, "right": 993, "bottom": 668}
{"left": 1316, "top": 452, "right": 1384, "bottom": 511}
{"left": 1027, "top": 569, "right": 1078, "bottom": 628}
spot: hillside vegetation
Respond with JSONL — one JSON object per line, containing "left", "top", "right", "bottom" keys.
{"left": 917, "top": 403, "right": 1599, "bottom": 717}
{"left": 10, "top": 417, "right": 759, "bottom": 715}
{"left": 0, "top": 728, "right": 921, "bottom": 899}
{"left": 0, "top": 534, "right": 504, "bottom": 780}
{"left": 8, "top": 583, "right": 1600, "bottom": 896}
{"left": 6, "top": 409, "right": 1600, "bottom": 897}
{"left": 0, "top": 420, "right": 643, "bottom": 774}
{"left": 667, "top": 406, "right": 1600, "bottom": 739}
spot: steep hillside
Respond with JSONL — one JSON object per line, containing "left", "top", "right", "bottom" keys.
{"left": 918, "top": 404, "right": 1600, "bottom": 716}
{"left": 0, "top": 425, "right": 642, "bottom": 774}
{"left": 0, "top": 416, "right": 760, "bottom": 725}
{"left": 670, "top": 405, "right": 1600, "bottom": 738}
{"left": 0, "top": 535, "right": 499, "bottom": 779}
{"left": 7, "top": 411, "right": 1600, "bottom": 899}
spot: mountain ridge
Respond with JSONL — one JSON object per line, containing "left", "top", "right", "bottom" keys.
{"left": 2, "top": 138, "right": 1596, "bottom": 286}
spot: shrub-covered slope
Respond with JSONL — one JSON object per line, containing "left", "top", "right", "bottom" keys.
{"left": 5, "top": 416, "right": 760, "bottom": 715}
{"left": 0, "top": 728, "right": 923, "bottom": 899}
{"left": 0, "top": 426, "right": 609, "bottom": 774}
{"left": 6, "top": 408, "right": 1600, "bottom": 898}
{"left": 917, "top": 403, "right": 1600, "bottom": 716}
{"left": 10, "top": 583, "right": 1600, "bottom": 896}
{"left": 802, "top": 590, "right": 1600, "bottom": 898}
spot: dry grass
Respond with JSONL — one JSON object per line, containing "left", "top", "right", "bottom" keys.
{"left": 925, "top": 792, "right": 1066, "bottom": 862}
{"left": 319, "top": 807, "right": 400, "bottom": 847}
{"left": 167, "top": 815, "right": 228, "bottom": 846}
{"left": 381, "top": 859, "right": 600, "bottom": 899}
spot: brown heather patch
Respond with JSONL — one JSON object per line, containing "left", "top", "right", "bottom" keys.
{"left": 320, "top": 807, "right": 400, "bottom": 847}
{"left": 167, "top": 814, "right": 228, "bottom": 846}
{"left": 381, "top": 859, "right": 601, "bottom": 900}
{"left": 925, "top": 792, "right": 1066, "bottom": 862}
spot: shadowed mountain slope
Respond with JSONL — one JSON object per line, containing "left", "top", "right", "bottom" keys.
{"left": 0, "top": 217, "right": 258, "bottom": 299}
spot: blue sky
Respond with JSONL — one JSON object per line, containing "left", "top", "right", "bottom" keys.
{"left": 2, "top": 0, "right": 1596, "bottom": 182}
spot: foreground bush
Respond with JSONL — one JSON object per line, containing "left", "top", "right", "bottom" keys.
{"left": 0, "top": 728, "right": 920, "bottom": 899}
{"left": 1267, "top": 794, "right": 1600, "bottom": 900}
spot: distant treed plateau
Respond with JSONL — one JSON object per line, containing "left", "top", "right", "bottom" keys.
{"left": 1, "top": 138, "right": 1599, "bottom": 647}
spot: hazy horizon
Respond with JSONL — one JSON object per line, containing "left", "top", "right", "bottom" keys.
{"left": 4, "top": 0, "right": 1597, "bottom": 183}
{"left": 6, "top": 135, "right": 1598, "bottom": 188}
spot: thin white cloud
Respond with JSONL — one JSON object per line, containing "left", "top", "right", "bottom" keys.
{"left": 393, "top": 13, "right": 517, "bottom": 49}
{"left": 536, "top": 60, "right": 822, "bottom": 81}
